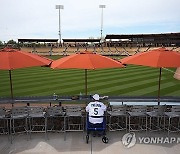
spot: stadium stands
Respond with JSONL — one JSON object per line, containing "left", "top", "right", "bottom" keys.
{"left": 17, "top": 32, "right": 180, "bottom": 56}
{"left": 0, "top": 103, "right": 179, "bottom": 144}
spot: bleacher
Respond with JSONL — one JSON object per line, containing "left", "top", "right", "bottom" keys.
{"left": 18, "top": 32, "right": 180, "bottom": 56}
{"left": 20, "top": 45, "right": 179, "bottom": 57}
{"left": 21, "top": 47, "right": 33, "bottom": 52}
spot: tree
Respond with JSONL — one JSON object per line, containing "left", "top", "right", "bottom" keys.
{"left": 7, "top": 39, "right": 17, "bottom": 45}
{"left": 0, "top": 40, "right": 3, "bottom": 46}
{"left": 6, "top": 39, "right": 18, "bottom": 48}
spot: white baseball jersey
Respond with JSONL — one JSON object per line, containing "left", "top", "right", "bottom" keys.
{"left": 86, "top": 101, "right": 107, "bottom": 124}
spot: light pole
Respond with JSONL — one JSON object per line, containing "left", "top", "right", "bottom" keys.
{"left": 56, "top": 5, "right": 64, "bottom": 46}
{"left": 99, "top": 5, "right": 106, "bottom": 41}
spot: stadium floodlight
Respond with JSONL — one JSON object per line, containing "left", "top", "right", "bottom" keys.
{"left": 99, "top": 5, "right": 106, "bottom": 41}
{"left": 55, "top": 5, "right": 64, "bottom": 46}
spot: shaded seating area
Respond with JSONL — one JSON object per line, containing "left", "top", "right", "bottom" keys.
{"left": 0, "top": 103, "right": 179, "bottom": 144}
{"left": 18, "top": 38, "right": 58, "bottom": 56}
{"left": 62, "top": 38, "right": 101, "bottom": 55}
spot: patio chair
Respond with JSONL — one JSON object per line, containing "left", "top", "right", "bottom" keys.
{"left": 146, "top": 105, "right": 166, "bottom": 131}
{"left": 164, "top": 105, "right": 180, "bottom": 135}
{"left": 46, "top": 106, "right": 65, "bottom": 139}
{"left": 128, "top": 105, "right": 147, "bottom": 132}
{"left": 10, "top": 106, "right": 28, "bottom": 143}
{"left": 0, "top": 107, "right": 9, "bottom": 135}
{"left": 65, "top": 106, "right": 84, "bottom": 140}
{"left": 27, "top": 106, "right": 47, "bottom": 139}
{"left": 107, "top": 105, "right": 127, "bottom": 131}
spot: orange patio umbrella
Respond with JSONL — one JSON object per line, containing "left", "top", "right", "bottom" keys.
{"left": 0, "top": 47, "right": 52, "bottom": 99}
{"left": 120, "top": 47, "right": 180, "bottom": 102}
{"left": 51, "top": 51, "right": 124, "bottom": 95}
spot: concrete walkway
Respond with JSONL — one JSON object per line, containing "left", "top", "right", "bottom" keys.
{"left": 0, "top": 131, "right": 179, "bottom": 154}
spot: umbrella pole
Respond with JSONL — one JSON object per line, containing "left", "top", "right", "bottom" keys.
{"left": 158, "top": 68, "right": 162, "bottom": 105}
{"left": 85, "top": 69, "right": 87, "bottom": 96}
{"left": 9, "top": 70, "right": 14, "bottom": 100}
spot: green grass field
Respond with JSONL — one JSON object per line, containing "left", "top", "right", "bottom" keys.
{"left": 0, "top": 56, "right": 179, "bottom": 98}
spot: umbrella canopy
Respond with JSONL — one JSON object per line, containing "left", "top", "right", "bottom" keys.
{"left": 121, "top": 48, "right": 180, "bottom": 68}
{"left": 0, "top": 48, "right": 51, "bottom": 70}
{"left": 51, "top": 51, "right": 124, "bottom": 69}
{"left": 0, "top": 48, "right": 52, "bottom": 99}
{"left": 120, "top": 47, "right": 180, "bottom": 102}
{"left": 51, "top": 51, "right": 124, "bottom": 95}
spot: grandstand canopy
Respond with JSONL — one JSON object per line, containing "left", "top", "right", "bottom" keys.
{"left": 62, "top": 39, "right": 101, "bottom": 43}
{"left": 105, "top": 33, "right": 180, "bottom": 46}
{"left": 18, "top": 39, "right": 58, "bottom": 43}
{"left": 105, "top": 33, "right": 180, "bottom": 40}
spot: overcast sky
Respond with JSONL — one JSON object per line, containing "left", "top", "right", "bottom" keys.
{"left": 0, "top": 0, "right": 180, "bottom": 42}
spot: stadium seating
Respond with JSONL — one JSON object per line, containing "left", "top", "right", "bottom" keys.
{"left": 146, "top": 105, "right": 166, "bottom": 131}
{"left": 0, "top": 107, "right": 9, "bottom": 135}
{"left": 164, "top": 105, "right": 180, "bottom": 135}
{"left": 128, "top": 105, "right": 147, "bottom": 132}
{"left": 27, "top": 106, "right": 47, "bottom": 139}
{"left": 0, "top": 103, "right": 179, "bottom": 143}
{"left": 46, "top": 106, "right": 65, "bottom": 139}
{"left": 64, "top": 106, "right": 84, "bottom": 140}
{"left": 107, "top": 105, "right": 127, "bottom": 131}
{"left": 10, "top": 106, "right": 28, "bottom": 143}
{"left": 20, "top": 44, "right": 180, "bottom": 56}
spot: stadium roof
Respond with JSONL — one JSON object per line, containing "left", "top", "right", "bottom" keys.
{"left": 62, "top": 39, "right": 101, "bottom": 43}
{"left": 18, "top": 39, "right": 58, "bottom": 43}
{"left": 105, "top": 32, "right": 180, "bottom": 39}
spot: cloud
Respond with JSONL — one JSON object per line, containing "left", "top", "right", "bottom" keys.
{"left": 0, "top": 0, "right": 180, "bottom": 41}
